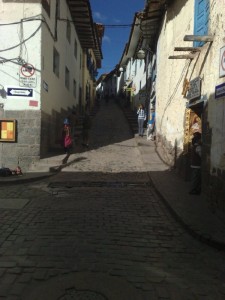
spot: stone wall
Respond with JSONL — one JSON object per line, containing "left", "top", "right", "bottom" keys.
{"left": 0, "top": 110, "right": 41, "bottom": 171}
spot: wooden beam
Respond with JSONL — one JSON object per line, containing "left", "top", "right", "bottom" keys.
{"left": 168, "top": 54, "right": 195, "bottom": 59}
{"left": 174, "top": 47, "right": 201, "bottom": 52}
{"left": 184, "top": 35, "right": 214, "bottom": 42}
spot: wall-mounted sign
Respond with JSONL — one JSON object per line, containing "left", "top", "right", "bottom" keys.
{"left": 43, "top": 80, "right": 48, "bottom": 92}
{"left": 21, "top": 63, "right": 35, "bottom": 77}
{"left": 19, "top": 63, "right": 37, "bottom": 88}
{"left": 215, "top": 82, "right": 225, "bottom": 99}
{"left": 219, "top": 46, "right": 225, "bottom": 78}
{"left": 0, "top": 119, "right": 16, "bottom": 142}
{"left": 186, "top": 77, "right": 201, "bottom": 101}
{"left": 7, "top": 87, "right": 33, "bottom": 97}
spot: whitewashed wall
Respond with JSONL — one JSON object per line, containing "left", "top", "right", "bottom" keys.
{"left": 156, "top": 0, "right": 194, "bottom": 152}
{"left": 132, "top": 58, "right": 146, "bottom": 109}
{"left": 0, "top": 1, "right": 42, "bottom": 111}
{"left": 41, "top": 0, "right": 82, "bottom": 114}
{"left": 205, "top": 0, "right": 225, "bottom": 170}
{"left": 157, "top": 0, "right": 225, "bottom": 171}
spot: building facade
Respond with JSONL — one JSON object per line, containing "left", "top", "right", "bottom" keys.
{"left": 156, "top": 0, "right": 225, "bottom": 211}
{"left": 0, "top": 0, "right": 102, "bottom": 171}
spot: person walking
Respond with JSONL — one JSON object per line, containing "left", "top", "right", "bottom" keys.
{"left": 137, "top": 104, "right": 146, "bottom": 137}
{"left": 189, "top": 132, "right": 202, "bottom": 195}
{"left": 61, "top": 118, "right": 73, "bottom": 154}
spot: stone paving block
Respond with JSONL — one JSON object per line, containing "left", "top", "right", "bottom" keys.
{"left": 155, "top": 283, "right": 170, "bottom": 298}
{"left": 9, "top": 283, "right": 26, "bottom": 296}
{"left": 5, "top": 296, "right": 21, "bottom": 300}
{"left": 7, "top": 267, "right": 22, "bottom": 274}
{"left": 0, "top": 198, "right": 29, "bottom": 209}
{"left": 17, "top": 273, "right": 32, "bottom": 283}
{"left": 0, "top": 268, "right": 5, "bottom": 277}
{"left": 0, "top": 284, "right": 11, "bottom": 296}
{"left": 32, "top": 269, "right": 48, "bottom": 280}
{"left": 1, "top": 273, "right": 17, "bottom": 285}
{"left": 0, "top": 261, "right": 17, "bottom": 268}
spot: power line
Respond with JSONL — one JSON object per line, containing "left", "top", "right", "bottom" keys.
{"left": 57, "top": 18, "right": 137, "bottom": 28}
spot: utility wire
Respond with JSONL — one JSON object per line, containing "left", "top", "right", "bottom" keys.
{"left": 0, "top": 23, "right": 42, "bottom": 53}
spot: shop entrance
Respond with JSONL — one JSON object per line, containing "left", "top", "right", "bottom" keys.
{"left": 183, "top": 104, "right": 203, "bottom": 180}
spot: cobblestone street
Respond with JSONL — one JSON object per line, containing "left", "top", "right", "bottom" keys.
{"left": 0, "top": 100, "right": 225, "bottom": 299}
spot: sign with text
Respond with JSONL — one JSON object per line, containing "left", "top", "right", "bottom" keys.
{"left": 7, "top": 87, "right": 33, "bottom": 98}
{"left": 19, "top": 63, "right": 37, "bottom": 88}
{"left": 187, "top": 77, "right": 201, "bottom": 101}
{"left": 215, "top": 83, "right": 225, "bottom": 99}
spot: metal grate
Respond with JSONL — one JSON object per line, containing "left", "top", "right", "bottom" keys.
{"left": 48, "top": 181, "right": 151, "bottom": 189}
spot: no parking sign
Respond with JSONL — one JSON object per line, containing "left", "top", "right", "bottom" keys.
{"left": 219, "top": 46, "right": 225, "bottom": 77}
{"left": 19, "top": 63, "right": 37, "bottom": 88}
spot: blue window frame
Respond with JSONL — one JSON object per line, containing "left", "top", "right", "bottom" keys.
{"left": 194, "top": 0, "right": 209, "bottom": 47}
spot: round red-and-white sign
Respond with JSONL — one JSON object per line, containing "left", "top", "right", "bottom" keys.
{"left": 221, "top": 50, "right": 225, "bottom": 71}
{"left": 21, "top": 63, "right": 35, "bottom": 77}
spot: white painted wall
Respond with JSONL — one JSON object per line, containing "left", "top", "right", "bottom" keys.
{"left": 203, "top": 0, "right": 225, "bottom": 169}
{"left": 156, "top": 0, "right": 193, "bottom": 151}
{"left": 0, "top": 0, "right": 83, "bottom": 114}
{"left": 131, "top": 58, "right": 146, "bottom": 108}
{"left": 156, "top": 0, "right": 225, "bottom": 171}
{"left": 41, "top": 0, "right": 83, "bottom": 114}
{"left": 0, "top": 1, "right": 42, "bottom": 110}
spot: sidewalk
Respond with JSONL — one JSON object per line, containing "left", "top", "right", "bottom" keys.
{"left": 135, "top": 133, "right": 225, "bottom": 251}
{"left": 122, "top": 105, "right": 225, "bottom": 251}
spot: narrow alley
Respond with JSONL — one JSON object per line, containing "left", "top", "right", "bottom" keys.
{"left": 0, "top": 100, "right": 225, "bottom": 300}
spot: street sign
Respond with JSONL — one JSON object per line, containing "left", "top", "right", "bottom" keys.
{"left": 187, "top": 77, "right": 201, "bottom": 101}
{"left": 19, "top": 63, "right": 37, "bottom": 88}
{"left": 219, "top": 46, "right": 225, "bottom": 77}
{"left": 215, "top": 83, "right": 225, "bottom": 99}
{"left": 21, "top": 63, "right": 35, "bottom": 77}
{"left": 7, "top": 87, "right": 33, "bottom": 97}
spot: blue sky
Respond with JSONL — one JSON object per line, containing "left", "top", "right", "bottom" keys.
{"left": 89, "top": 0, "right": 145, "bottom": 77}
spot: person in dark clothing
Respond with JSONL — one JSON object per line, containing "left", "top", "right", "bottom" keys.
{"left": 189, "top": 132, "right": 202, "bottom": 195}
{"left": 82, "top": 113, "right": 92, "bottom": 147}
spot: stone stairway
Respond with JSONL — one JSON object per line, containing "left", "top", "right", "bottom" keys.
{"left": 121, "top": 107, "right": 138, "bottom": 135}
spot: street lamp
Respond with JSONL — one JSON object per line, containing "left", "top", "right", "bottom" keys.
{"left": 137, "top": 49, "right": 145, "bottom": 60}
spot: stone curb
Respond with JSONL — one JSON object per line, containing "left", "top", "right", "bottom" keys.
{"left": 147, "top": 172, "right": 225, "bottom": 252}
{"left": 0, "top": 172, "right": 56, "bottom": 186}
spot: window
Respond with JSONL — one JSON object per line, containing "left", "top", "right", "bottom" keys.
{"left": 73, "top": 79, "right": 77, "bottom": 98}
{"left": 42, "top": 0, "right": 50, "bottom": 16}
{"left": 56, "top": 0, "right": 60, "bottom": 19}
{"left": 80, "top": 53, "right": 82, "bottom": 69}
{"left": 53, "top": 47, "right": 60, "bottom": 77}
{"left": 74, "top": 39, "right": 77, "bottom": 59}
{"left": 66, "top": 20, "right": 71, "bottom": 43}
{"left": 65, "top": 67, "right": 70, "bottom": 90}
{"left": 194, "top": 0, "right": 209, "bottom": 47}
